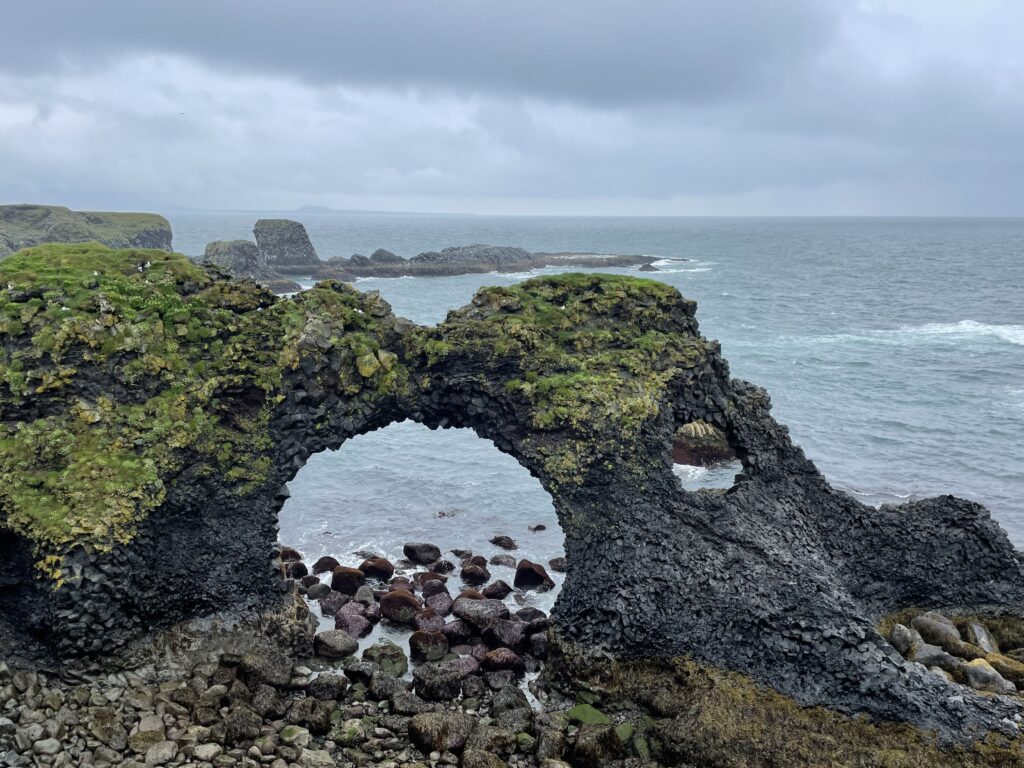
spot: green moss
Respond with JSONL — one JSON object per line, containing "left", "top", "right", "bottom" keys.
{"left": 420, "top": 273, "right": 705, "bottom": 488}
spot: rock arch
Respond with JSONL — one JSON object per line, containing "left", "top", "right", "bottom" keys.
{"left": 1, "top": 245, "right": 1024, "bottom": 750}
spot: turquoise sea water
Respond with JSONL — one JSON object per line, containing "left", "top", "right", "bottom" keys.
{"left": 169, "top": 213, "right": 1024, "bottom": 574}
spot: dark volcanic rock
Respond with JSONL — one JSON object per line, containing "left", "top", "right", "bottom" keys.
{"left": 513, "top": 559, "right": 554, "bottom": 591}
{"left": 331, "top": 566, "right": 365, "bottom": 594}
{"left": 490, "top": 535, "right": 517, "bottom": 550}
{"left": 409, "top": 630, "right": 449, "bottom": 662}
{"left": 380, "top": 590, "right": 422, "bottom": 624}
{"left": 312, "top": 555, "right": 340, "bottom": 574}
{"left": 404, "top": 542, "right": 442, "bottom": 564}
{"left": 203, "top": 239, "right": 302, "bottom": 294}
{"left": 461, "top": 564, "right": 490, "bottom": 585}
{"left": 253, "top": 218, "right": 319, "bottom": 270}
{"left": 358, "top": 556, "right": 396, "bottom": 580}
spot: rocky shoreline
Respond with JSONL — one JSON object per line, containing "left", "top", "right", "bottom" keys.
{"left": 0, "top": 538, "right": 629, "bottom": 768}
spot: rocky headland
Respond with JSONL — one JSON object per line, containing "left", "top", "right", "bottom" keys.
{"left": 0, "top": 205, "right": 172, "bottom": 259}
{"left": 204, "top": 220, "right": 661, "bottom": 288}
{"left": 314, "top": 244, "right": 660, "bottom": 282}
{"left": 2, "top": 242, "right": 1024, "bottom": 766}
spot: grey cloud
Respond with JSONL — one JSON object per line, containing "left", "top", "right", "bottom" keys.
{"left": 2, "top": 0, "right": 840, "bottom": 106}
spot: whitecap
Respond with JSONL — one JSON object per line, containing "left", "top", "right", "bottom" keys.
{"left": 898, "top": 320, "right": 1024, "bottom": 347}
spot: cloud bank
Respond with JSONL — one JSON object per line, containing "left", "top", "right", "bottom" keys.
{"left": 1, "top": 1, "right": 1022, "bottom": 214}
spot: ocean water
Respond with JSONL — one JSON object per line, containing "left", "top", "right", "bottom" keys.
{"left": 169, "top": 213, "right": 1024, "bottom": 573}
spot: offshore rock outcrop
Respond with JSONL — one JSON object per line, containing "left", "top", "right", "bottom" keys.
{"left": 2, "top": 244, "right": 1024, "bottom": 762}
{"left": 203, "top": 239, "right": 303, "bottom": 294}
{"left": 316, "top": 243, "right": 658, "bottom": 281}
{"left": 254, "top": 218, "right": 320, "bottom": 269}
{"left": 0, "top": 204, "right": 171, "bottom": 258}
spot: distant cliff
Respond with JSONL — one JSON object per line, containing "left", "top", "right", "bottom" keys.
{"left": 0, "top": 204, "right": 172, "bottom": 258}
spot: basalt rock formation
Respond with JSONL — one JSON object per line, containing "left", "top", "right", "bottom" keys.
{"left": 254, "top": 218, "right": 320, "bottom": 270}
{"left": 0, "top": 204, "right": 172, "bottom": 258}
{"left": 2, "top": 244, "right": 1024, "bottom": 762}
{"left": 203, "top": 239, "right": 303, "bottom": 294}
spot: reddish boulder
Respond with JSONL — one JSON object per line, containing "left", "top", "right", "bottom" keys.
{"left": 380, "top": 590, "right": 423, "bottom": 624}
{"left": 482, "top": 580, "right": 512, "bottom": 600}
{"left": 331, "top": 566, "right": 365, "bottom": 594}
{"left": 409, "top": 630, "right": 450, "bottom": 662}
{"left": 359, "top": 556, "right": 396, "bottom": 581}
{"left": 514, "top": 559, "right": 554, "bottom": 591}
{"left": 312, "top": 555, "right": 340, "bottom": 574}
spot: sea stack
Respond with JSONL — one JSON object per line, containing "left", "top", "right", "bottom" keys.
{"left": 254, "top": 218, "right": 319, "bottom": 270}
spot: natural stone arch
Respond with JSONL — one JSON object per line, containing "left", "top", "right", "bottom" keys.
{"left": 2, "top": 244, "right": 1024, "bottom": 758}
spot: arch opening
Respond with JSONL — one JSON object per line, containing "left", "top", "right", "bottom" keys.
{"left": 275, "top": 421, "right": 566, "bottom": 670}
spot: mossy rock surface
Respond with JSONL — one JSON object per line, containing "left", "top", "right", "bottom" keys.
{"left": 3, "top": 243, "right": 1024, "bottom": 757}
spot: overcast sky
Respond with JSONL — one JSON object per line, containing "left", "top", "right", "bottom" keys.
{"left": 2, "top": 1, "right": 1023, "bottom": 215}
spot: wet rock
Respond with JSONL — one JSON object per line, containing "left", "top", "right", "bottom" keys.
{"left": 380, "top": 590, "right": 423, "bottom": 624}
{"left": 409, "top": 712, "right": 478, "bottom": 753}
{"left": 482, "top": 648, "right": 525, "bottom": 674}
{"left": 430, "top": 559, "right": 456, "bottom": 574}
{"left": 280, "top": 546, "right": 303, "bottom": 562}
{"left": 413, "top": 607, "right": 446, "bottom": 632}
{"left": 413, "top": 658, "right": 478, "bottom": 701}
{"left": 354, "top": 584, "right": 377, "bottom": 605}
{"left": 410, "top": 630, "right": 450, "bottom": 662}
{"left": 368, "top": 670, "right": 408, "bottom": 700}
{"left": 490, "top": 535, "right": 517, "bottom": 550}
{"left": 319, "top": 591, "right": 350, "bottom": 617}
{"left": 312, "top": 555, "right": 340, "bottom": 574}
{"left": 306, "top": 581, "right": 331, "bottom": 600}
{"left": 331, "top": 566, "right": 366, "bottom": 594}
{"left": 239, "top": 648, "right": 292, "bottom": 688}
{"left": 482, "top": 580, "right": 513, "bottom": 600}
{"left": 461, "top": 564, "right": 490, "bottom": 584}
{"left": 286, "top": 560, "right": 309, "bottom": 578}
{"left": 307, "top": 673, "right": 348, "bottom": 700}
{"left": 314, "top": 630, "right": 359, "bottom": 659}
{"left": 489, "top": 554, "right": 517, "bottom": 569}
{"left": 391, "top": 690, "right": 434, "bottom": 715}
{"left": 422, "top": 579, "right": 451, "bottom": 598}
{"left": 483, "top": 619, "right": 527, "bottom": 651}
{"left": 491, "top": 684, "right": 530, "bottom": 716}
{"left": 442, "top": 619, "right": 474, "bottom": 644}
{"left": 404, "top": 542, "right": 442, "bottom": 565}
{"left": 571, "top": 723, "right": 622, "bottom": 766}
{"left": 359, "top": 556, "right": 396, "bottom": 581}
{"left": 454, "top": 597, "right": 510, "bottom": 628}
{"left": 671, "top": 419, "right": 734, "bottom": 466}
{"left": 426, "top": 592, "right": 455, "bottom": 616}
{"left": 548, "top": 557, "right": 567, "bottom": 573}
{"left": 529, "top": 524, "right": 547, "bottom": 532}
{"left": 514, "top": 560, "right": 554, "bottom": 591}
{"left": 334, "top": 612, "right": 372, "bottom": 638}
{"left": 516, "top": 607, "right": 547, "bottom": 622}
{"left": 363, "top": 640, "right": 409, "bottom": 678}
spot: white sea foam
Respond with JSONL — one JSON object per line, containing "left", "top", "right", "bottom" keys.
{"left": 899, "top": 320, "right": 1024, "bottom": 346}
{"left": 807, "top": 320, "right": 1024, "bottom": 348}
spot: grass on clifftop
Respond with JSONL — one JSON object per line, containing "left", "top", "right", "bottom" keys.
{"left": 423, "top": 273, "right": 710, "bottom": 486}
{"left": 0, "top": 244, "right": 291, "bottom": 576}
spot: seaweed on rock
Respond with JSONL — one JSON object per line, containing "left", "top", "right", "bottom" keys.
{"left": 2, "top": 244, "right": 1024, "bottom": 761}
